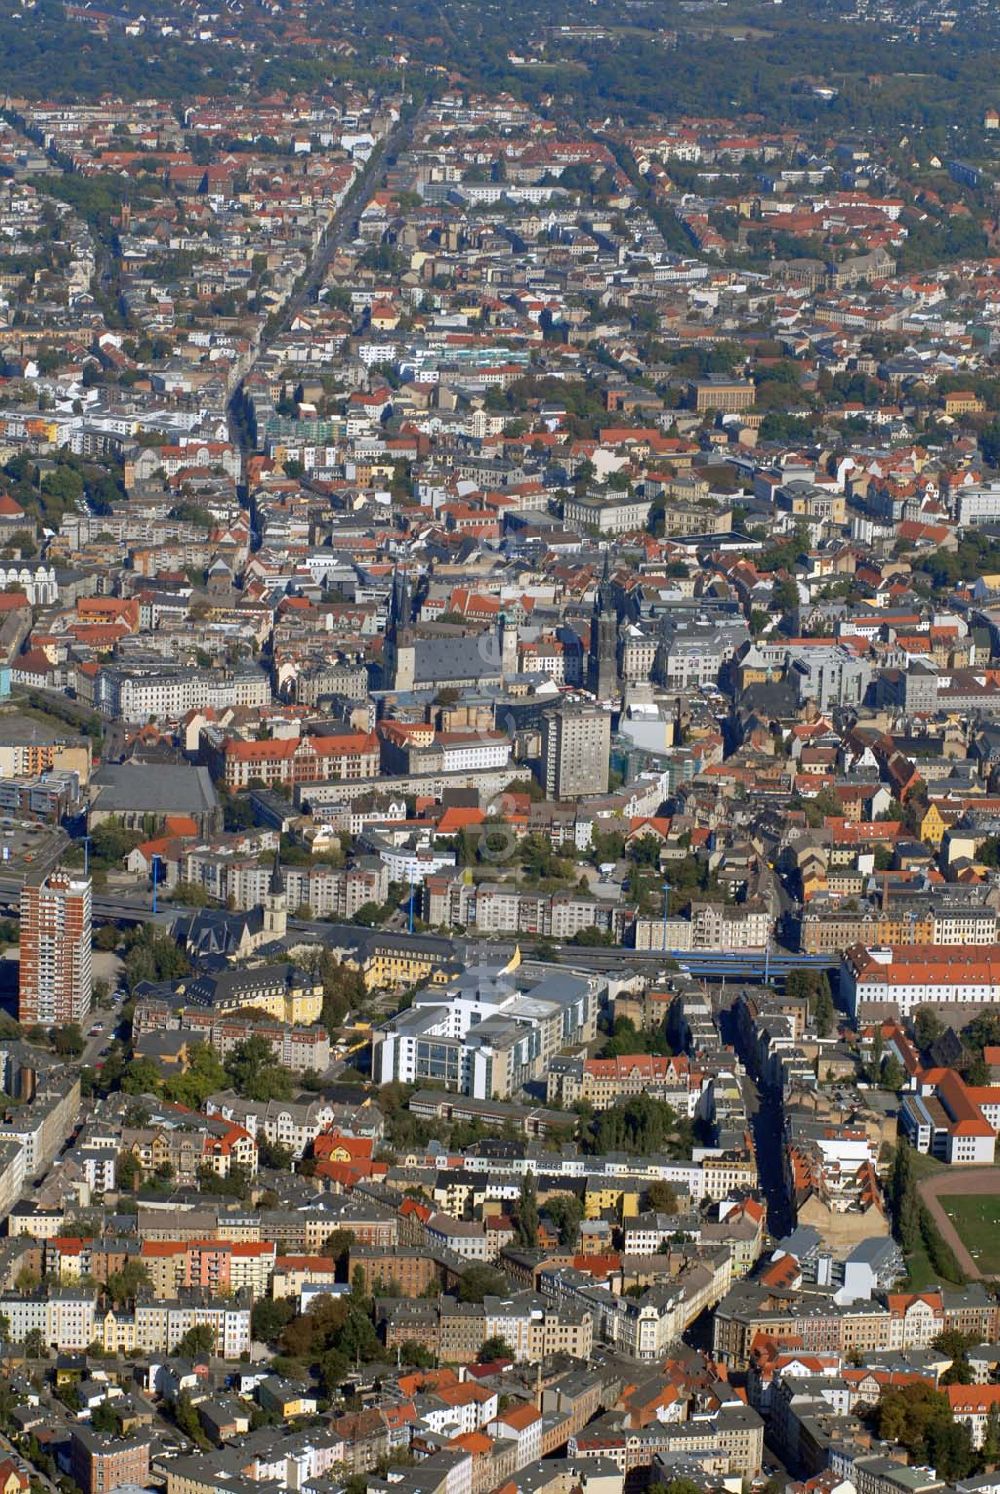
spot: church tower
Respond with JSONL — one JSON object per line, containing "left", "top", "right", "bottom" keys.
{"left": 587, "top": 552, "right": 619, "bottom": 699}
{"left": 384, "top": 569, "right": 416, "bottom": 691}
{"left": 262, "top": 850, "right": 287, "bottom": 941}
{"left": 499, "top": 611, "right": 518, "bottom": 682}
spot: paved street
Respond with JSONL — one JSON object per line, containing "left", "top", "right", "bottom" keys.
{"left": 228, "top": 112, "right": 413, "bottom": 468}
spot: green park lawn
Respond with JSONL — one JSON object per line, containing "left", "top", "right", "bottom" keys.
{"left": 941, "top": 1193, "right": 1000, "bottom": 1274}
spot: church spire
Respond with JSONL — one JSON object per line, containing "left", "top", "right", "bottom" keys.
{"left": 389, "top": 567, "right": 412, "bottom": 635}
{"left": 588, "top": 551, "right": 619, "bottom": 700}
{"left": 596, "top": 550, "right": 613, "bottom": 616}
{"left": 398, "top": 568, "right": 412, "bottom": 630}
{"left": 263, "top": 848, "right": 287, "bottom": 940}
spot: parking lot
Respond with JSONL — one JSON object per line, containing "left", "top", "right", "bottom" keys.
{"left": 0, "top": 818, "right": 68, "bottom": 881}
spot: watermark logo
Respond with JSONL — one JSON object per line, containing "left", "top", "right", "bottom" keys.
{"left": 477, "top": 630, "right": 503, "bottom": 671}
{"left": 476, "top": 786, "right": 524, "bottom": 865}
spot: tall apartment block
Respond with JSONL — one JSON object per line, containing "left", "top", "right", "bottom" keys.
{"left": 19, "top": 871, "right": 92, "bottom": 1027}
{"left": 541, "top": 704, "right": 611, "bottom": 801}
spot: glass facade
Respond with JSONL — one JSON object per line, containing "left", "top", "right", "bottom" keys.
{"left": 415, "top": 1038, "right": 461, "bottom": 1085}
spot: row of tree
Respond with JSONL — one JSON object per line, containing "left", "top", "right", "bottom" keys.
{"left": 866, "top": 1381, "right": 982, "bottom": 1481}
{"left": 512, "top": 1175, "right": 585, "bottom": 1249}
{"left": 887, "top": 1141, "right": 965, "bottom": 1285}
{"left": 119, "top": 1033, "right": 296, "bottom": 1113}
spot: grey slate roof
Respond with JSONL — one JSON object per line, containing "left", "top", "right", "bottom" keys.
{"left": 412, "top": 636, "right": 501, "bottom": 684}
{"left": 90, "top": 761, "right": 218, "bottom": 815}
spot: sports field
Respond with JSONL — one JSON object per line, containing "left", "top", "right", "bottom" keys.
{"left": 941, "top": 1193, "right": 1000, "bottom": 1275}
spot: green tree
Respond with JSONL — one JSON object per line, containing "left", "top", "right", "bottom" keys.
{"left": 479, "top": 1335, "right": 514, "bottom": 1362}
{"left": 803, "top": 787, "right": 841, "bottom": 827}
{"left": 879, "top": 1054, "right": 905, "bottom": 1093}
{"left": 772, "top": 577, "right": 800, "bottom": 614}
{"left": 174, "top": 1324, "right": 215, "bottom": 1357}
{"left": 318, "top": 1347, "right": 350, "bottom": 1395}
{"left": 932, "top": 1338, "right": 980, "bottom": 1368}
{"left": 569, "top": 926, "right": 615, "bottom": 947}
{"left": 50, "top": 1023, "right": 84, "bottom": 1056}
{"left": 163, "top": 1042, "right": 226, "bottom": 1109}
{"left": 224, "top": 1035, "right": 293, "bottom": 1101}
{"left": 121, "top": 1056, "right": 164, "bottom": 1097}
{"left": 169, "top": 880, "right": 212, "bottom": 908}
{"left": 318, "top": 953, "right": 366, "bottom": 1031}
{"left": 514, "top": 1173, "right": 539, "bottom": 1248}
{"left": 812, "top": 984, "right": 836, "bottom": 1038}
{"left": 399, "top": 1340, "right": 436, "bottom": 1368}
{"left": 926, "top": 1418, "right": 976, "bottom": 1481}
{"left": 174, "top": 1390, "right": 209, "bottom": 1448}
{"left": 90, "top": 819, "right": 143, "bottom": 865}
{"left": 602, "top": 1015, "right": 671, "bottom": 1059}
{"left": 628, "top": 835, "right": 663, "bottom": 869}
{"left": 323, "top": 1228, "right": 355, "bottom": 1271}
{"left": 590, "top": 1094, "right": 691, "bottom": 1158}
{"left": 350, "top": 1264, "right": 370, "bottom": 1306}
{"left": 981, "top": 422, "right": 1000, "bottom": 469}
{"left": 336, "top": 1305, "right": 381, "bottom": 1363}
{"left": 870, "top": 1379, "right": 945, "bottom": 1448}
{"left": 89, "top": 1401, "right": 120, "bottom": 1436}
{"left": 543, "top": 1192, "right": 584, "bottom": 1247}
{"left": 105, "top": 1259, "right": 151, "bottom": 1306}
{"left": 222, "top": 793, "right": 256, "bottom": 832}
{"left": 888, "top": 1141, "right": 919, "bottom": 1255}
{"left": 351, "top": 901, "right": 382, "bottom": 928}
{"left": 124, "top": 929, "right": 191, "bottom": 990}
{"left": 914, "top": 1008, "right": 945, "bottom": 1051}
{"left": 258, "top": 1137, "right": 295, "bottom": 1170}
{"left": 919, "top": 1205, "right": 965, "bottom": 1285}
{"left": 646, "top": 1180, "right": 679, "bottom": 1214}
{"left": 590, "top": 829, "right": 625, "bottom": 864}
{"left": 251, "top": 1297, "right": 295, "bottom": 1343}
{"left": 963, "top": 1010, "right": 1000, "bottom": 1057}
{"left": 978, "top": 836, "right": 1000, "bottom": 868}
{"left": 195, "top": 1162, "right": 251, "bottom": 1199}
{"left": 94, "top": 1042, "right": 126, "bottom": 1097}
{"left": 458, "top": 1265, "right": 508, "bottom": 1303}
